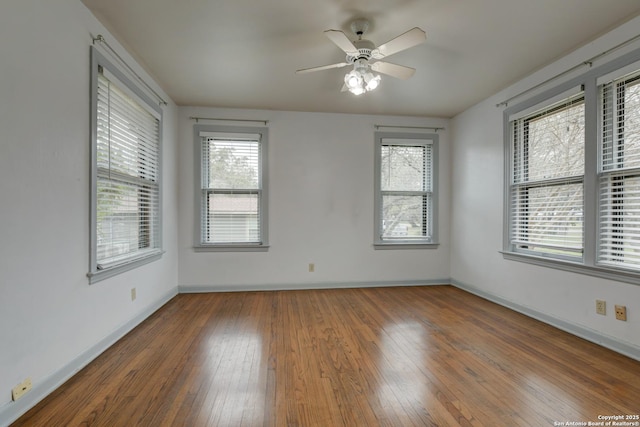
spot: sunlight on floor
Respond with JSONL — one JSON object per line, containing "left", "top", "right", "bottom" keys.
{"left": 202, "top": 329, "right": 264, "bottom": 425}
{"left": 377, "top": 322, "right": 430, "bottom": 413}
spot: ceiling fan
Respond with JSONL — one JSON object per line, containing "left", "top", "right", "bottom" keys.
{"left": 296, "top": 19, "right": 426, "bottom": 95}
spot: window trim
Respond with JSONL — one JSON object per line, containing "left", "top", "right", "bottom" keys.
{"left": 502, "top": 45, "right": 640, "bottom": 286}
{"left": 88, "top": 47, "right": 163, "bottom": 283}
{"left": 374, "top": 131, "right": 439, "bottom": 249}
{"left": 193, "top": 124, "right": 269, "bottom": 252}
{"left": 508, "top": 88, "right": 586, "bottom": 260}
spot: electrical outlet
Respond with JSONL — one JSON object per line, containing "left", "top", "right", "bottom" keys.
{"left": 308, "top": 263, "right": 315, "bottom": 273}
{"left": 11, "top": 378, "right": 32, "bottom": 401}
{"left": 131, "top": 288, "right": 137, "bottom": 301}
{"left": 615, "top": 305, "right": 627, "bottom": 321}
{"left": 596, "top": 299, "right": 606, "bottom": 315}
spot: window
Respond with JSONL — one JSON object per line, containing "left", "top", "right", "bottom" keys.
{"left": 599, "top": 68, "right": 640, "bottom": 270}
{"left": 89, "top": 47, "right": 162, "bottom": 282}
{"left": 504, "top": 48, "right": 640, "bottom": 283}
{"left": 509, "top": 89, "right": 585, "bottom": 259}
{"left": 195, "top": 125, "right": 268, "bottom": 250}
{"left": 374, "top": 132, "right": 438, "bottom": 247}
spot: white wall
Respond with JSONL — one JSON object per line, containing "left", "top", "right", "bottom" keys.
{"left": 178, "top": 107, "right": 450, "bottom": 290}
{"left": 450, "top": 16, "right": 640, "bottom": 356}
{"left": 0, "top": 0, "right": 179, "bottom": 423}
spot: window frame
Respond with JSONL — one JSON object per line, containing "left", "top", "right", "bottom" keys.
{"left": 508, "top": 88, "right": 586, "bottom": 261}
{"left": 194, "top": 124, "right": 269, "bottom": 252}
{"left": 598, "top": 69, "right": 640, "bottom": 270}
{"left": 374, "top": 132, "right": 439, "bottom": 249}
{"left": 88, "top": 47, "right": 163, "bottom": 283}
{"left": 502, "top": 46, "right": 640, "bottom": 285}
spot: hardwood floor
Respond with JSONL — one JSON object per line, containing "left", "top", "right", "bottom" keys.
{"left": 12, "top": 286, "right": 640, "bottom": 426}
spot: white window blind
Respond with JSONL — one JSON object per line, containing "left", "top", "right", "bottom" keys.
{"left": 509, "top": 91, "right": 585, "bottom": 257}
{"left": 95, "top": 70, "right": 161, "bottom": 269}
{"left": 379, "top": 140, "right": 433, "bottom": 242}
{"left": 598, "top": 69, "right": 640, "bottom": 269}
{"left": 200, "top": 134, "right": 263, "bottom": 244}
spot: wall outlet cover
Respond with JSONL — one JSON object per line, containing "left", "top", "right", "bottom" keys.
{"left": 596, "top": 300, "right": 606, "bottom": 315}
{"left": 615, "top": 305, "right": 627, "bottom": 321}
{"left": 12, "top": 377, "right": 32, "bottom": 401}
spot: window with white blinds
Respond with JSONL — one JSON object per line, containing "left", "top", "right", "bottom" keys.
{"left": 89, "top": 47, "right": 162, "bottom": 281}
{"left": 503, "top": 48, "right": 640, "bottom": 283}
{"left": 375, "top": 134, "right": 438, "bottom": 246}
{"left": 196, "top": 126, "right": 268, "bottom": 249}
{"left": 598, "top": 69, "right": 640, "bottom": 270}
{"left": 509, "top": 91, "right": 585, "bottom": 258}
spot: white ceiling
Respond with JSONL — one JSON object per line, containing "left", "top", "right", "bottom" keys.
{"left": 81, "top": 0, "right": 640, "bottom": 118}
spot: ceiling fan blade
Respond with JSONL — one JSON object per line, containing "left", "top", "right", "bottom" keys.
{"left": 324, "top": 30, "right": 359, "bottom": 56}
{"left": 372, "top": 27, "right": 426, "bottom": 59}
{"left": 296, "top": 62, "right": 350, "bottom": 74}
{"left": 371, "top": 61, "right": 416, "bottom": 80}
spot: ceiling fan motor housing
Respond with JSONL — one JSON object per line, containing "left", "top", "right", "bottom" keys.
{"left": 347, "top": 39, "right": 375, "bottom": 62}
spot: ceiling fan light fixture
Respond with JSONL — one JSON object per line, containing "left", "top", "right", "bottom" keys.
{"left": 364, "top": 72, "right": 381, "bottom": 91}
{"left": 349, "top": 86, "right": 366, "bottom": 95}
{"left": 344, "top": 67, "right": 380, "bottom": 95}
{"left": 344, "top": 70, "right": 362, "bottom": 89}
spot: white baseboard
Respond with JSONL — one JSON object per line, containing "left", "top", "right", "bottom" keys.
{"left": 0, "top": 287, "right": 178, "bottom": 427}
{"left": 451, "top": 279, "right": 640, "bottom": 362}
{"left": 178, "top": 278, "right": 450, "bottom": 293}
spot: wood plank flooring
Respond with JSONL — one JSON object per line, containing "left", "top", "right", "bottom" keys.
{"left": 11, "top": 285, "right": 640, "bottom": 426}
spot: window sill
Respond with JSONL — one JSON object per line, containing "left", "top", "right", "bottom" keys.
{"left": 88, "top": 250, "right": 164, "bottom": 284}
{"left": 501, "top": 250, "right": 640, "bottom": 286}
{"left": 194, "top": 244, "right": 270, "bottom": 253}
{"left": 374, "top": 242, "right": 439, "bottom": 250}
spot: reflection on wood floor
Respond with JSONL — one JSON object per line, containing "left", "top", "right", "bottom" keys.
{"left": 12, "top": 285, "right": 640, "bottom": 426}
